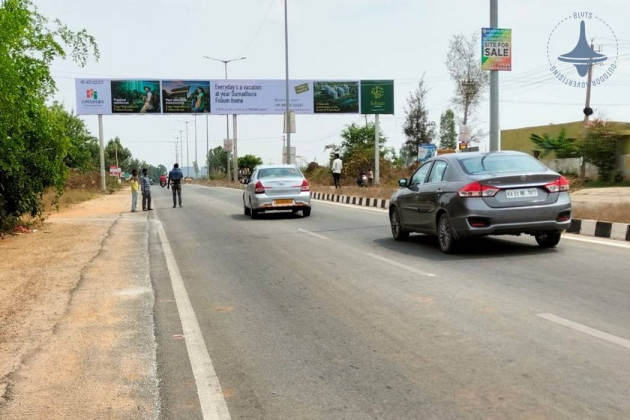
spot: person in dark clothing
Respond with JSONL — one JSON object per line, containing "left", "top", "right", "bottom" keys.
{"left": 167, "top": 163, "right": 184, "bottom": 208}
{"left": 140, "top": 168, "right": 153, "bottom": 211}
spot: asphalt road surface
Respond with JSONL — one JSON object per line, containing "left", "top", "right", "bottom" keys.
{"left": 148, "top": 184, "right": 630, "bottom": 420}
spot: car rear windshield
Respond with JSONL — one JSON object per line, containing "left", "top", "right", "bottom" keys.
{"left": 258, "top": 167, "right": 303, "bottom": 178}
{"left": 458, "top": 155, "right": 546, "bottom": 175}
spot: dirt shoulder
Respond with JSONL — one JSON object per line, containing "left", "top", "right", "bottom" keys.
{"left": 0, "top": 190, "right": 159, "bottom": 419}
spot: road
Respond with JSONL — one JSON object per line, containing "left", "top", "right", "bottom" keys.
{"left": 148, "top": 184, "right": 630, "bottom": 420}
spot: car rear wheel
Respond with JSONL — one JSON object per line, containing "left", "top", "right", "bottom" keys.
{"left": 438, "top": 214, "right": 458, "bottom": 254}
{"left": 243, "top": 198, "right": 251, "bottom": 216}
{"left": 535, "top": 231, "right": 561, "bottom": 248}
{"left": 250, "top": 200, "right": 259, "bottom": 219}
{"left": 390, "top": 208, "right": 409, "bottom": 241}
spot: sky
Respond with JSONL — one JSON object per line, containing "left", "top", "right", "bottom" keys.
{"left": 33, "top": 0, "right": 630, "bottom": 170}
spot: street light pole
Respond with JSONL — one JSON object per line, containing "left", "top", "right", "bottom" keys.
{"left": 203, "top": 55, "right": 247, "bottom": 180}
{"left": 178, "top": 120, "right": 193, "bottom": 177}
{"left": 284, "top": 0, "right": 291, "bottom": 164}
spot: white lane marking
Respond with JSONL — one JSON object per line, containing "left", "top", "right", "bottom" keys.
{"left": 316, "top": 199, "right": 387, "bottom": 213}
{"left": 537, "top": 313, "right": 630, "bottom": 351}
{"left": 364, "top": 253, "right": 435, "bottom": 277}
{"left": 297, "top": 228, "right": 329, "bottom": 240}
{"left": 562, "top": 233, "right": 630, "bottom": 249}
{"left": 155, "top": 220, "right": 231, "bottom": 420}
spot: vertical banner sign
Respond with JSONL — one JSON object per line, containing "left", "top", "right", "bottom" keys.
{"left": 111, "top": 80, "right": 161, "bottom": 113}
{"left": 162, "top": 80, "right": 210, "bottom": 113}
{"left": 360, "top": 80, "right": 394, "bottom": 114}
{"left": 481, "top": 28, "right": 512, "bottom": 71}
{"left": 313, "top": 81, "right": 359, "bottom": 113}
{"left": 75, "top": 79, "right": 112, "bottom": 114}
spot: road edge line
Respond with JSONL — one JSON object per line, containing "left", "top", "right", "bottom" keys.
{"left": 155, "top": 220, "right": 231, "bottom": 420}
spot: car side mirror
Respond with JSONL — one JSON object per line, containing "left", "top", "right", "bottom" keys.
{"left": 398, "top": 178, "right": 408, "bottom": 188}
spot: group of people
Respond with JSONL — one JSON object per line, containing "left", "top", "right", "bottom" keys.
{"left": 330, "top": 153, "right": 374, "bottom": 189}
{"left": 129, "top": 163, "right": 185, "bottom": 212}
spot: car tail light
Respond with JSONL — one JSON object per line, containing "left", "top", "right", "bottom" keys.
{"left": 544, "top": 176, "right": 570, "bottom": 193}
{"left": 300, "top": 179, "right": 310, "bottom": 192}
{"left": 458, "top": 182, "right": 499, "bottom": 197}
{"left": 254, "top": 180, "right": 265, "bottom": 194}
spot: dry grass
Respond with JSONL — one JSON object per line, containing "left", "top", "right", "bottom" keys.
{"left": 572, "top": 203, "right": 630, "bottom": 224}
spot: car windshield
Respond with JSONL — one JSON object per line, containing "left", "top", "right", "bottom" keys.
{"left": 458, "top": 155, "right": 546, "bottom": 175}
{"left": 258, "top": 167, "right": 303, "bottom": 178}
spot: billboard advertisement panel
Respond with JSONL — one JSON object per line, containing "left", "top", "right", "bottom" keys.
{"left": 481, "top": 28, "right": 512, "bottom": 71}
{"left": 313, "top": 81, "right": 359, "bottom": 113}
{"left": 161, "top": 80, "right": 210, "bottom": 113}
{"left": 75, "top": 79, "right": 112, "bottom": 115}
{"left": 360, "top": 80, "right": 394, "bottom": 114}
{"left": 210, "top": 80, "right": 314, "bottom": 115}
{"left": 75, "top": 79, "right": 393, "bottom": 115}
{"left": 111, "top": 80, "right": 161, "bottom": 113}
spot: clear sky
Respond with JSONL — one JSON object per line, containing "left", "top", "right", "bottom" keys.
{"left": 34, "top": 0, "right": 630, "bottom": 169}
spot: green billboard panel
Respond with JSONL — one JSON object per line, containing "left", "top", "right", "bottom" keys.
{"left": 313, "top": 81, "right": 359, "bottom": 113}
{"left": 111, "top": 80, "right": 161, "bottom": 113}
{"left": 360, "top": 80, "right": 394, "bottom": 114}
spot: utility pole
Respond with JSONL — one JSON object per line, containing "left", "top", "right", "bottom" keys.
{"left": 489, "top": 0, "right": 499, "bottom": 152}
{"left": 581, "top": 41, "right": 596, "bottom": 178}
{"left": 284, "top": 0, "right": 292, "bottom": 164}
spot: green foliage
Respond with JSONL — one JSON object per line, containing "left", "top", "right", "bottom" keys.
{"left": 529, "top": 128, "right": 578, "bottom": 159}
{"left": 105, "top": 137, "right": 133, "bottom": 171}
{"left": 238, "top": 154, "right": 263, "bottom": 172}
{"left": 0, "top": 0, "right": 99, "bottom": 226}
{"left": 402, "top": 78, "right": 435, "bottom": 159}
{"left": 439, "top": 109, "right": 457, "bottom": 149}
{"left": 324, "top": 122, "right": 388, "bottom": 180}
{"left": 580, "top": 120, "right": 621, "bottom": 182}
{"left": 207, "top": 146, "right": 228, "bottom": 176}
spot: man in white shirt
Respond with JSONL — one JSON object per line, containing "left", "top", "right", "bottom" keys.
{"left": 331, "top": 153, "right": 342, "bottom": 189}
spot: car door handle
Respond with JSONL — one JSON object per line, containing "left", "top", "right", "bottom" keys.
{"left": 436, "top": 188, "right": 443, "bottom": 193}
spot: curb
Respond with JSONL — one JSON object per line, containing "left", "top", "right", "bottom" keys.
{"left": 311, "top": 192, "right": 630, "bottom": 242}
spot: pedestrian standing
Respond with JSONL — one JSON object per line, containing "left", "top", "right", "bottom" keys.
{"left": 167, "top": 163, "right": 184, "bottom": 208}
{"left": 140, "top": 168, "right": 153, "bottom": 211}
{"left": 368, "top": 169, "right": 374, "bottom": 186}
{"left": 130, "top": 169, "right": 139, "bottom": 212}
{"left": 331, "top": 153, "right": 343, "bottom": 189}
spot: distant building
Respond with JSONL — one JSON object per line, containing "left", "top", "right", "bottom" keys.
{"left": 501, "top": 121, "right": 630, "bottom": 180}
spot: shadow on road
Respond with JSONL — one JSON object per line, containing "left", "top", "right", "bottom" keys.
{"left": 373, "top": 234, "right": 558, "bottom": 261}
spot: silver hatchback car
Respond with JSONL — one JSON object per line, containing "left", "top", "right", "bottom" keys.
{"left": 243, "top": 164, "right": 311, "bottom": 218}
{"left": 389, "top": 151, "right": 572, "bottom": 253}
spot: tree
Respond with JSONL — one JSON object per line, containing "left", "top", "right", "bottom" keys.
{"left": 207, "top": 146, "right": 228, "bottom": 177}
{"left": 439, "top": 109, "right": 457, "bottom": 149}
{"left": 238, "top": 154, "right": 263, "bottom": 173}
{"left": 105, "top": 137, "right": 132, "bottom": 171}
{"left": 445, "top": 33, "right": 488, "bottom": 126}
{"left": 0, "top": 0, "right": 99, "bottom": 226}
{"left": 580, "top": 120, "right": 621, "bottom": 181}
{"left": 402, "top": 77, "right": 435, "bottom": 160}
{"left": 529, "top": 128, "right": 578, "bottom": 159}
{"left": 325, "top": 122, "right": 388, "bottom": 180}
{"left": 48, "top": 103, "right": 100, "bottom": 171}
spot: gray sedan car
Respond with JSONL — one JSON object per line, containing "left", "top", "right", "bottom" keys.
{"left": 243, "top": 164, "right": 311, "bottom": 218}
{"left": 389, "top": 151, "right": 571, "bottom": 253}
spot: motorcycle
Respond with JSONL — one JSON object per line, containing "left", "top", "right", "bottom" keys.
{"left": 160, "top": 179, "right": 166, "bottom": 188}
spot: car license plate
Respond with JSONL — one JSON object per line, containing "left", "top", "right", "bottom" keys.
{"left": 273, "top": 199, "right": 294, "bottom": 206}
{"left": 506, "top": 188, "right": 538, "bottom": 199}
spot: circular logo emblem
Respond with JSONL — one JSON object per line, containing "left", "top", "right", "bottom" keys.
{"left": 547, "top": 12, "right": 618, "bottom": 87}
{"left": 371, "top": 86, "right": 384, "bottom": 100}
